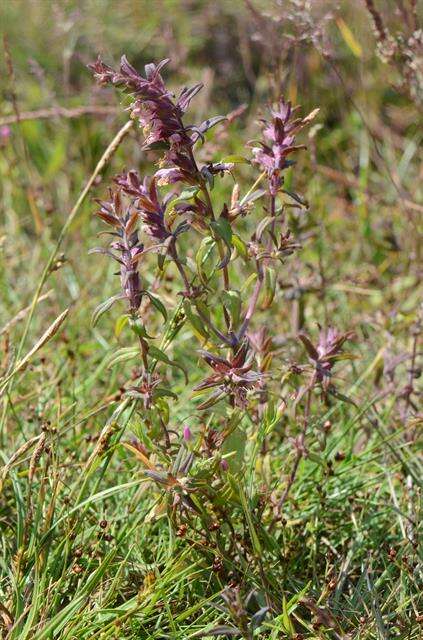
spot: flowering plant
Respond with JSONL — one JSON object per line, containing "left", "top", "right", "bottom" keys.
{"left": 89, "top": 55, "right": 353, "bottom": 573}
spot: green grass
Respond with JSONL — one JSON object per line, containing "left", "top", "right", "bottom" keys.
{"left": 0, "top": 1, "right": 422, "bottom": 638}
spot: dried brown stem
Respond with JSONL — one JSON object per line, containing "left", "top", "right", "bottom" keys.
{"left": 0, "top": 105, "right": 119, "bottom": 127}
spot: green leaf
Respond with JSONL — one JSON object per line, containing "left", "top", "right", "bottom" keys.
{"left": 183, "top": 301, "right": 209, "bottom": 340}
{"left": 130, "top": 319, "right": 155, "bottom": 339}
{"left": 240, "top": 272, "right": 257, "bottom": 293}
{"left": 210, "top": 217, "right": 233, "bottom": 247}
{"left": 261, "top": 266, "right": 276, "bottom": 309}
{"left": 220, "top": 154, "right": 250, "bottom": 164}
{"left": 281, "top": 595, "right": 295, "bottom": 634}
{"left": 210, "top": 218, "right": 233, "bottom": 270}
{"left": 148, "top": 345, "right": 188, "bottom": 382}
{"left": 153, "top": 387, "right": 178, "bottom": 400}
{"left": 221, "top": 290, "right": 241, "bottom": 328}
{"left": 176, "top": 186, "right": 199, "bottom": 201}
{"left": 114, "top": 314, "right": 129, "bottom": 337}
{"left": 107, "top": 347, "right": 139, "bottom": 369}
{"left": 145, "top": 291, "right": 167, "bottom": 321}
{"left": 238, "top": 484, "right": 262, "bottom": 554}
{"left": 223, "top": 426, "right": 246, "bottom": 473}
{"left": 232, "top": 234, "right": 248, "bottom": 258}
{"left": 155, "top": 397, "right": 170, "bottom": 424}
{"left": 194, "top": 300, "right": 211, "bottom": 324}
{"left": 92, "top": 294, "right": 122, "bottom": 327}
{"left": 195, "top": 237, "right": 216, "bottom": 286}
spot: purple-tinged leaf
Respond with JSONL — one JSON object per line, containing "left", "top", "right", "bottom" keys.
{"left": 298, "top": 333, "right": 319, "bottom": 360}
{"left": 196, "top": 387, "right": 226, "bottom": 410}
{"left": 250, "top": 606, "right": 270, "bottom": 630}
{"left": 178, "top": 83, "right": 203, "bottom": 112}
{"left": 197, "top": 115, "right": 227, "bottom": 135}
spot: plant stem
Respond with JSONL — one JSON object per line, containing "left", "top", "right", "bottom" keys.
{"left": 195, "top": 306, "right": 233, "bottom": 346}
{"left": 269, "top": 191, "right": 276, "bottom": 236}
{"left": 186, "top": 131, "right": 231, "bottom": 327}
{"left": 237, "top": 191, "right": 276, "bottom": 343}
{"left": 270, "top": 380, "right": 315, "bottom": 530}
{"left": 200, "top": 182, "right": 231, "bottom": 293}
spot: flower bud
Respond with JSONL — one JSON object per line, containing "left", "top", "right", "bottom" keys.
{"left": 183, "top": 425, "right": 192, "bottom": 441}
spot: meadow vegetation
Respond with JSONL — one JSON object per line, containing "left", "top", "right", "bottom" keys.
{"left": 0, "top": 2, "right": 421, "bottom": 638}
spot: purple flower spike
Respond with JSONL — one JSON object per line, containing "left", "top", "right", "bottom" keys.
{"left": 251, "top": 98, "right": 319, "bottom": 195}
{"left": 115, "top": 171, "right": 172, "bottom": 242}
{"left": 88, "top": 55, "right": 200, "bottom": 151}
{"left": 91, "top": 189, "right": 144, "bottom": 314}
